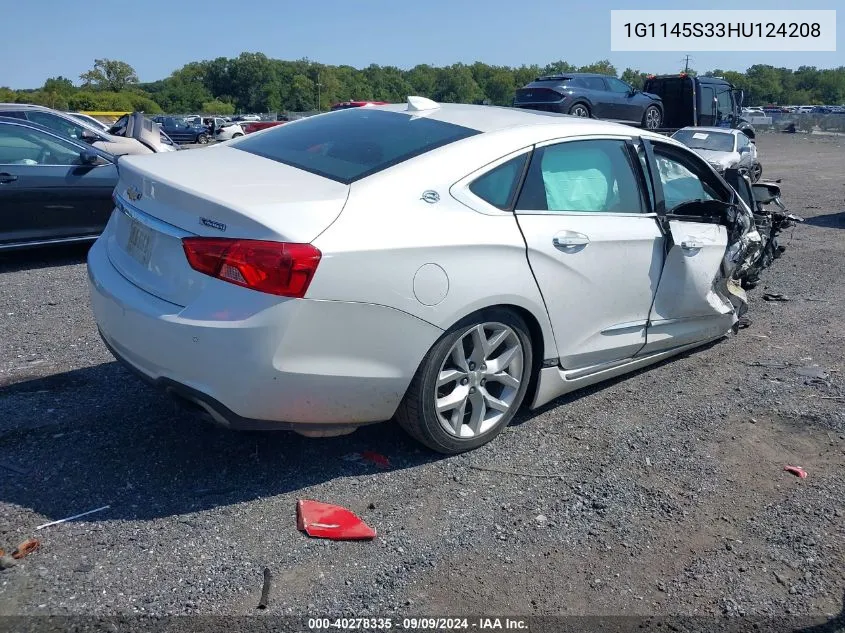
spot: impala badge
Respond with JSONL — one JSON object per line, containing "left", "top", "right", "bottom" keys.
{"left": 200, "top": 217, "right": 227, "bottom": 232}
{"left": 126, "top": 186, "right": 142, "bottom": 202}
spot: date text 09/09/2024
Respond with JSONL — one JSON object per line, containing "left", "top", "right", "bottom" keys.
{"left": 623, "top": 22, "right": 821, "bottom": 39}
{"left": 307, "top": 617, "right": 528, "bottom": 630}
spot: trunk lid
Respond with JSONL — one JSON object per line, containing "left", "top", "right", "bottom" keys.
{"left": 106, "top": 145, "right": 349, "bottom": 306}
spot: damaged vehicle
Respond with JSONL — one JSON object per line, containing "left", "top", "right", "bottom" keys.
{"left": 722, "top": 168, "right": 803, "bottom": 290}
{"left": 671, "top": 126, "right": 762, "bottom": 183}
{"left": 87, "top": 98, "right": 779, "bottom": 454}
{"left": 0, "top": 105, "right": 176, "bottom": 155}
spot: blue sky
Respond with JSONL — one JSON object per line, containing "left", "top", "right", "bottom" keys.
{"left": 1, "top": 0, "right": 842, "bottom": 88}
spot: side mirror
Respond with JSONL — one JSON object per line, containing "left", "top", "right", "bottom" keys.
{"left": 667, "top": 198, "right": 735, "bottom": 221}
{"left": 80, "top": 150, "right": 101, "bottom": 165}
{"left": 81, "top": 129, "right": 97, "bottom": 143}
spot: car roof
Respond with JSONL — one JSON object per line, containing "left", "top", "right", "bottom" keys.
{"left": 368, "top": 102, "right": 665, "bottom": 139}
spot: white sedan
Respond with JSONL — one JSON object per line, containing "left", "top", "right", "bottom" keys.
{"left": 87, "top": 97, "right": 757, "bottom": 454}
{"left": 214, "top": 121, "right": 245, "bottom": 141}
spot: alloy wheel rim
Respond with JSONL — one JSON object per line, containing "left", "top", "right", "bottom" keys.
{"left": 434, "top": 322, "right": 524, "bottom": 439}
{"left": 646, "top": 108, "right": 660, "bottom": 129}
{"left": 572, "top": 106, "right": 588, "bottom": 117}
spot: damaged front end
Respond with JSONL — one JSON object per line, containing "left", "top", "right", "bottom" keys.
{"left": 723, "top": 168, "right": 804, "bottom": 291}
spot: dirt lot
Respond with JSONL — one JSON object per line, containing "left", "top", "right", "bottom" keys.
{"left": 0, "top": 133, "right": 843, "bottom": 624}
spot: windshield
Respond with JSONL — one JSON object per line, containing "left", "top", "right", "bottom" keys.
{"left": 231, "top": 108, "right": 480, "bottom": 184}
{"left": 672, "top": 129, "right": 735, "bottom": 152}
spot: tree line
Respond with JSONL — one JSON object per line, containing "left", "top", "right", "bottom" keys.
{"left": 2, "top": 55, "right": 844, "bottom": 115}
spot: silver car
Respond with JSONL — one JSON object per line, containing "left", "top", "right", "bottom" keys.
{"left": 672, "top": 127, "right": 761, "bottom": 182}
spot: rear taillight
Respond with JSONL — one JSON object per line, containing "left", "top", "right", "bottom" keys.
{"left": 181, "top": 238, "right": 321, "bottom": 298}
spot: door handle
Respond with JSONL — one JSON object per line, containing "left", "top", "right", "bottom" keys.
{"left": 0, "top": 173, "right": 18, "bottom": 184}
{"left": 553, "top": 232, "right": 590, "bottom": 249}
{"left": 680, "top": 239, "right": 704, "bottom": 250}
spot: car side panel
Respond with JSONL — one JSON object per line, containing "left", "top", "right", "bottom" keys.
{"left": 306, "top": 139, "right": 558, "bottom": 362}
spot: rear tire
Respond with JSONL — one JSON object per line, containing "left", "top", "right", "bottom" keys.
{"left": 197, "top": 133, "right": 209, "bottom": 144}
{"left": 642, "top": 105, "right": 662, "bottom": 129}
{"left": 568, "top": 103, "right": 591, "bottom": 118}
{"left": 750, "top": 162, "right": 762, "bottom": 183}
{"left": 232, "top": 133, "right": 243, "bottom": 138}
{"left": 395, "top": 309, "right": 533, "bottom": 455}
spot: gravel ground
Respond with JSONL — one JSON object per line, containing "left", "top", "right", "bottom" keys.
{"left": 0, "top": 133, "right": 843, "bottom": 623}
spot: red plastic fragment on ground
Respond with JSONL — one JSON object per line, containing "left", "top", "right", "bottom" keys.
{"left": 296, "top": 500, "right": 376, "bottom": 540}
{"left": 360, "top": 451, "right": 391, "bottom": 469}
{"left": 12, "top": 538, "right": 40, "bottom": 560}
{"left": 784, "top": 465, "right": 808, "bottom": 479}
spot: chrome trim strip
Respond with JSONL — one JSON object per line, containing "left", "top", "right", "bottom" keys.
{"left": 114, "top": 194, "right": 193, "bottom": 239}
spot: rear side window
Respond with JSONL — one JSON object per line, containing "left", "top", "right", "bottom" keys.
{"left": 232, "top": 108, "right": 480, "bottom": 184}
{"left": 582, "top": 77, "right": 607, "bottom": 91}
{"left": 516, "top": 139, "right": 645, "bottom": 214}
{"left": 468, "top": 154, "right": 528, "bottom": 210}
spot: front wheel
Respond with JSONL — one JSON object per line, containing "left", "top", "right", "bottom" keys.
{"left": 749, "top": 162, "right": 762, "bottom": 183}
{"left": 396, "top": 309, "right": 533, "bottom": 454}
{"left": 196, "top": 133, "right": 209, "bottom": 144}
{"left": 642, "top": 105, "right": 662, "bottom": 130}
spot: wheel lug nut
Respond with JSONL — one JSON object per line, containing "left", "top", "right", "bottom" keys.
{"left": 469, "top": 363, "right": 476, "bottom": 370}
{"left": 480, "top": 379, "right": 486, "bottom": 386}
{"left": 460, "top": 377, "right": 468, "bottom": 385}
{"left": 469, "top": 387, "right": 476, "bottom": 394}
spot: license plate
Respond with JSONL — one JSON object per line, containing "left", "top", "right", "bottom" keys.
{"left": 126, "top": 219, "right": 154, "bottom": 267}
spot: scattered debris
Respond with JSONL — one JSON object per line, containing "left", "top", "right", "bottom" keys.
{"left": 784, "top": 465, "right": 808, "bottom": 479}
{"left": 296, "top": 499, "right": 376, "bottom": 540}
{"left": 257, "top": 567, "right": 273, "bottom": 609}
{"left": 0, "top": 556, "right": 16, "bottom": 570}
{"left": 341, "top": 452, "right": 392, "bottom": 469}
{"left": 736, "top": 316, "right": 752, "bottom": 329}
{"left": 763, "top": 293, "right": 790, "bottom": 302}
{"left": 360, "top": 451, "right": 391, "bottom": 469}
{"left": 35, "top": 505, "right": 110, "bottom": 530}
{"left": 796, "top": 366, "right": 830, "bottom": 380}
{"left": 11, "top": 539, "right": 39, "bottom": 560}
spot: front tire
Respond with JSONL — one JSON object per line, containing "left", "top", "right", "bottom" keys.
{"left": 642, "top": 105, "right": 662, "bottom": 129}
{"left": 396, "top": 309, "right": 533, "bottom": 454}
{"left": 568, "top": 103, "right": 591, "bottom": 118}
{"left": 750, "top": 162, "right": 762, "bottom": 183}
{"left": 196, "top": 133, "right": 209, "bottom": 144}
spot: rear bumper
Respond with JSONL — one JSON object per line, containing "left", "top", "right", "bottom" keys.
{"left": 87, "top": 236, "right": 443, "bottom": 428}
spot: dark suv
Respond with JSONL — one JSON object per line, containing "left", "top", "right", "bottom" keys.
{"left": 513, "top": 73, "right": 664, "bottom": 129}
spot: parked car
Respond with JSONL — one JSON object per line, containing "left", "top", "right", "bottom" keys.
{"left": 67, "top": 112, "right": 112, "bottom": 133}
{"left": 87, "top": 97, "right": 774, "bottom": 454}
{"left": 330, "top": 101, "right": 389, "bottom": 111}
{"left": 0, "top": 116, "right": 118, "bottom": 251}
{"left": 671, "top": 127, "right": 762, "bottom": 182}
{"left": 151, "top": 116, "right": 211, "bottom": 144}
{"left": 741, "top": 107, "right": 765, "bottom": 116}
{"left": 0, "top": 104, "right": 176, "bottom": 155}
{"left": 235, "top": 114, "right": 261, "bottom": 122}
{"left": 214, "top": 121, "right": 245, "bottom": 141}
{"left": 513, "top": 73, "right": 664, "bottom": 129}
{"left": 242, "top": 120, "right": 286, "bottom": 134}
{"left": 641, "top": 74, "right": 754, "bottom": 138}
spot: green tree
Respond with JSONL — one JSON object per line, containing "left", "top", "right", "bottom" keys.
{"left": 541, "top": 61, "right": 576, "bottom": 76}
{"left": 43, "top": 76, "right": 75, "bottom": 95}
{"left": 0, "top": 87, "right": 16, "bottom": 102}
{"left": 579, "top": 60, "right": 618, "bottom": 76}
{"left": 80, "top": 59, "right": 139, "bottom": 91}
{"left": 620, "top": 68, "right": 646, "bottom": 90}
{"left": 202, "top": 99, "right": 235, "bottom": 115}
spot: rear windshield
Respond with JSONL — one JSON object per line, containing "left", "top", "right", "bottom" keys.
{"left": 231, "top": 108, "right": 480, "bottom": 184}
